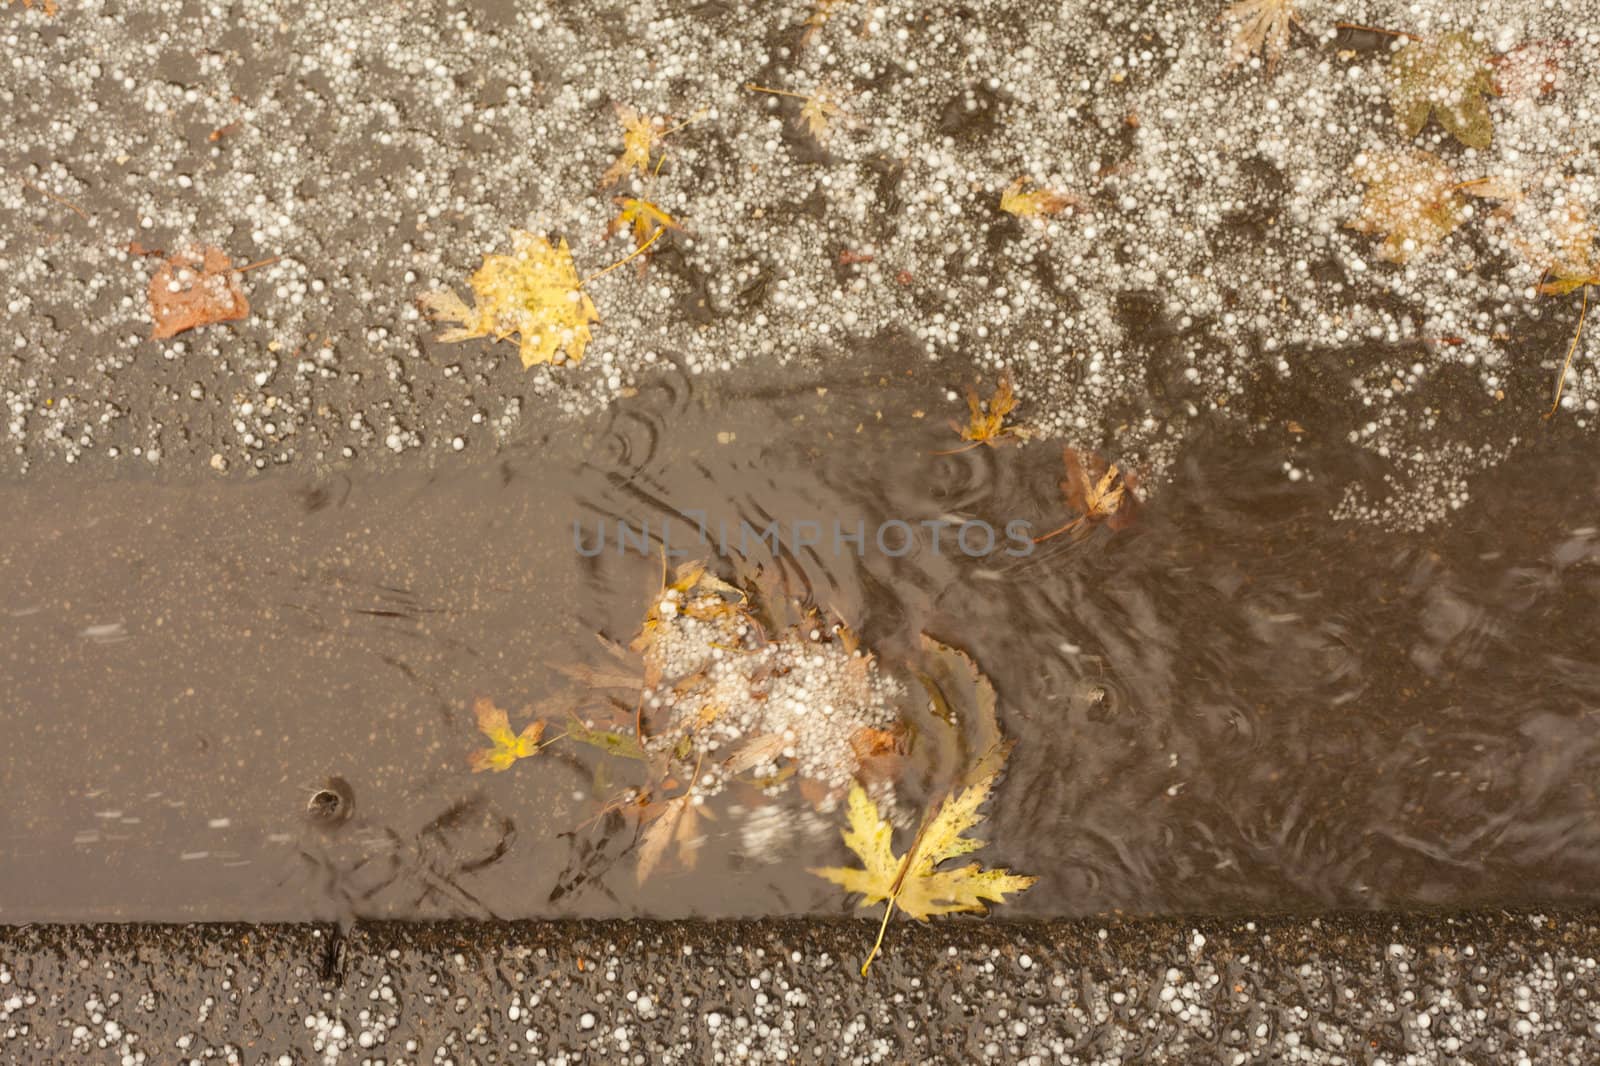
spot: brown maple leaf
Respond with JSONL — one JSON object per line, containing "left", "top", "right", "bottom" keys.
{"left": 147, "top": 246, "right": 252, "bottom": 340}
{"left": 1346, "top": 149, "right": 1467, "bottom": 264}
{"left": 1035, "top": 447, "right": 1138, "bottom": 542}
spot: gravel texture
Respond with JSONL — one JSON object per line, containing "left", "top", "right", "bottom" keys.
{"left": 6, "top": 912, "right": 1600, "bottom": 1064}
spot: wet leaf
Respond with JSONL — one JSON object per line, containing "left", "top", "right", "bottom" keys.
{"left": 724, "top": 733, "right": 786, "bottom": 775}
{"left": 565, "top": 714, "right": 647, "bottom": 761}
{"left": 1389, "top": 31, "right": 1496, "bottom": 148}
{"left": 1490, "top": 40, "right": 1566, "bottom": 100}
{"left": 916, "top": 636, "right": 1008, "bottom": 786}
{"left": 1222, "top": 0, "right": 1300, "bottom": 71}
{"left": 602, "top": 105, "right": 667, "bottom": 188}
{"left": 1346, "top": 149, "right": 1466, "bottom": 264}
{"left": 468, "top": 697, "right": 547, "bottom": 773}
{"left": 1035, "top": 447, "right": 1139, "bottom": 543}
{"left": 747, "top": 83, "right": 852, "bottom": 146}
{"left": 636, "top": 789, "right": 712, "bottom": 882}
{"left": 420, "top": 230, "right": 599, "bottom": 368}
{"left": 147, "top": 246, "right": 251, "bottom": 340}
{"left": 944, "top": 373, "right": 1031, "bottom": 450}
{"left": 801, "top": 0, "right": 844, "bottom": 45}
{"left": 9, "top": 0, "right": 60, "bottom": 15}
{"left": 811, "top": 771, "right": 1036, "bottom": 972}
{"left": 606, "top": 197, "right": 683, "bottom": 261}
{"left": 999, "top": 177, "right": 1082, "bottom": 220}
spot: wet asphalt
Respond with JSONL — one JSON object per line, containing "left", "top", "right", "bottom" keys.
{"left": 5, "top": 912, "right": 1600, "bottom": 1064}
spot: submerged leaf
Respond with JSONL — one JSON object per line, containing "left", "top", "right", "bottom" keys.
{"left": 1389, "top": 31, "right": 1496, "bottom": 148}
{"left": 420, "top": 230, "right": 599, "bottom": 368}
{"left": 999, "top": 177, "right": 1082, "bottom": 220}
{"left": 147, "top": 246, "right": 251, "bottom": 339}
{"left": 565, "top": 714, "right": 647, "bottom": 761}
{"left": 468, "top": 697, "right": 547, "bottom": 773}
{"left": 1346, "top": 149, "right": 1466, "bottom": 264}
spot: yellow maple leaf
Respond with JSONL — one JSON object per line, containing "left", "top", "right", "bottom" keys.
{"left": 746, "top": 83, "right": 852, "bottom": 146}
{"left": 420, "top": 230, "right": 600, "bottom": 368}
{"left": 602, "top": 105, "right": 666, "bottom": 188}
{"left": 999, "top": 177, "right": 1082, "bottom": 219}
{"left": 467, "top": 697, "right": 547, "bottom": 773}
{"left": 812, "top": 770, "right": 1036, "bottom": 974}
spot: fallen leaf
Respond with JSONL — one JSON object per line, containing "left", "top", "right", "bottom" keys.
{"left": 1222, "top": 0, "right": 1300, "bottom": 71}
{"left": 1491, "top": 40, "right": 1567, "bottom": 99}
{"left": 942, "top": 373, "right": 1031, "bottom": 451}
{"left": 420, "top": 230, "right": 599, "bottom": 368}
{"left": 999, "top": 177, "right": 1082, "bottom": 219}
{"left": 916, "top": 636, "right": 1008, "bottom": 786}
{"left": 1389, "top": 31, "right": 1496, "bottom": 148}
{"left": 606, "top": 197, "right": 683, "bottom": 263}
{"left": 1346, "top": 149, "right": 1466, "bottom": 264}
{"left": 811, "top": 771, "right": 1036, "bottom": 973}
{"left": 9, "top": 0, "right": 59, "bottom": 15}
{"left": 602, "top": 105, "right": 668, "bottom": 188}
{"left": 1034, "top": 447, "right": 1138, "bottom": 543}
{"left": 747, "top": 82, "right": 852, "bottom": 146}
{"left": 148, "top": 246, "right": 251, "bottom": 340}
{"left": 565, "top": 714, "right": 647, "bottom": 761}
{"left": 468, "top": 697, "right": 547, "bottom": 773}
{"left": 636, "top": 788, "right": 712, "bottom": 882}
{"left": 802, "top": 0, "right": 844, "bottom": 44}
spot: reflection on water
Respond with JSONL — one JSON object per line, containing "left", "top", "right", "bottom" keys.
{"left": 2, "top": 357, "right": 1599, "bottom": 921}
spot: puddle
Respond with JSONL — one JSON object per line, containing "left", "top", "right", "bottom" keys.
{"left": 3, "top": 356, "right": 1600, "bottom": 922}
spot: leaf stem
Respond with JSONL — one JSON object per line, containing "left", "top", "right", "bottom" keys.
{"left": 583, "top": 226, "right": 664, "bottom": 285}
{"left": 745, "top": 83, "right": 811, "bottom": 101}
{"left": 861, "top": 896, "right": 897, "bottom": 977}
{"left": 20, "top": 178, "right": 89, "bottom": 221}
{"left": 1334, "top": 22, "right": 1422, "bottom": 41}
{"left": 1032, "top": 516, "right": 1085, "bottom": 544}
{"left": 1546, "top": 284, "right": 1590, "bottom": 419}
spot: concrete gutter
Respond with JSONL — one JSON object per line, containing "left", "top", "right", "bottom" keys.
{"left": 4, "top": 911, "right": 1599, "bottom": 1063}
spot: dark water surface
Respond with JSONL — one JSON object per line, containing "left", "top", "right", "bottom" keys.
{"left": 4, "top": 359, "right": 1600, "bottom": 921}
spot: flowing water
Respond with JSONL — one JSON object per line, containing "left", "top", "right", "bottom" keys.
{"left": 4, "top": 352, "right": 1600, "bottom": 922}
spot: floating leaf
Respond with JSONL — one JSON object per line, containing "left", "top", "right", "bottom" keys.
{"left": 420, "top": 230, "right": 599, "bottom": 368}
{"left": 147, "top": 246, "right": 251, "bottom": 340}
{"left": 811, "top": 770, "right": 1036, "bottom": 973}
{"left": 1389, "top": 31, "right": 1496, "bottom": 149}
{"left": 941, "top": 373, "right": 1032, "bottom": 451}
{"left": 1036, "top": 447, "right": 1138, "bottom": 542}
{"left": 999, "top": 177, "right": 1082, "bottom": 219}
{"left": 1346, "top": 149, "right": 1466, "bottom": 264}
{"left": 916, "top": 636, "right": 1008, "bottom": 786}
{"left": 1222, "top": 0, "right": 1300, "bottom": 71}
{"left": 468, "top": 697, "right": 547, "bottom": 773}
